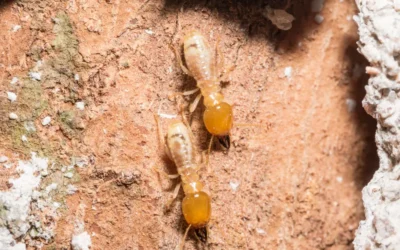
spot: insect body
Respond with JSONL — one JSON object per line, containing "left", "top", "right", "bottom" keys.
{"left": 178, "top": 31, "right": 233, "bottom": 149}
{"left": 165, "top": 120, "right": 211, "bottom": 247}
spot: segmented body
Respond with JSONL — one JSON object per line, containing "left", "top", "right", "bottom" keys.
{"left": 167, "top": 121, "right": 203, "bottom": 194}
{"left": 181, "top": 31, "right": 233, "bottom": 145}
{"left": 183, "top": 32, "right": 216, "bottom": 81}
{"left": 183, "top": 31, "right": 224, "bottom": 108}
{"left": 166, "top": 121, "right": 211, "bottom": 228}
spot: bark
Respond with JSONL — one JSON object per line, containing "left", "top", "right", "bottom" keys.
{"left": 354, "top": 1, "right": 400, "bottom": 249}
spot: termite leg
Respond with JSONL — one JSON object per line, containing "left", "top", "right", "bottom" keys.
{"left": 168, "top": 88, "right": 199, "bottom": 102}
{"left": 177, "top": 224, "right": 192, "bottom": 250}
{"left": 189, "top": 93, "right": 202, "bottom": 113}
{"left": 153, "top": 165, "right": 180, "bottom": 180}
{"left": 215, "top": 35, "right": 236, "bottom": 82}
{"left": 215, "top": 34, "right": 224, "bottom": 78}
{"left": 200, "top": 135, "right": 214, "bottom": 173}
{"left": 207, "top": 135, "right": 214, "bottom": 158}
{"left": 165, "top": 182, "right": 182, "bottom": 211}
{"left": 201, "top": 150, "right": 209, "bottom": 173}
{"left": 154, "top": 113, "right": 173, "bottom": 159}
{"left": 183, "top": 88, "right": 200, "bottom": 96}
{"left": 219, "top": 64, "right": 236, "bottom": 83}
{"left": 172, "top": 44, "right": 192, "bottom": 76}
{"left": 154, "top": 113, "right": 165, "bottom": 147}
{"left": 178, "top": 103, "right": 196, "bottom": 145}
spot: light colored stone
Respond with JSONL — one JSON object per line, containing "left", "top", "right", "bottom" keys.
{"left": 354, "top": 1, "right": 400, "bottom": 249}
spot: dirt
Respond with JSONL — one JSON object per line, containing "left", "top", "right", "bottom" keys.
{"left": 0, "top": 0, "right": 377, "bottom": 249}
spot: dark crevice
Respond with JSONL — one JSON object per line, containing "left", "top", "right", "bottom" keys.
{"left": 344, "top": 38, "right": 379, "bottom": 190}
{"left": 163, "top": 0, "right": 313, "bottom": 42}
{"left": 0, "top": 0, "right": 15, "bottom": 10}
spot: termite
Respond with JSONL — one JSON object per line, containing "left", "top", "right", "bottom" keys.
{"left": 155, "top": 115, "right": 211, "bottom": 249}
{"left": 174, "top": 31, "right": 234, "bottom": 149}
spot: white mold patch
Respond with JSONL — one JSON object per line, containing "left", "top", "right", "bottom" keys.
{"left": 75, "top": 102, "right": 85, "bottom": 110}
{"left": 229, "top": 180, "right": 240, "bottom": 191}
{"left": 11, "top": 25, "right": 21, "bottom": 32}
{"left": 71, "top": 231, "right": 92, "bottom": 250}
{"left": 67, "top": 184, "right": 78, "bottom": 195}
{"left": 0, "top": 156, "right": 8, "bottom": 163}
{"left": 64, "top": 172, "right": 74, "bottom": 179}
{"left": 42, "top": 116, "right": 51, "bottom": 126}
{"left": 29, "top": 72, "right": 41, "bottom": 81}
{"left": 145, "top": 29, "right": 154, "bottom": 35}
{"left": 9, "top": 113, "right": 18, "bottom": 120}
{"left": 0, "top": 153, "right": 48, "bottom": 241}
{"left": 284, "top": 67, "right": 292, "bottom": 78}
{"left": 0, "top": 228, "right": 26, "bottom": 250}
{"left": 7, "top": 92, "right": 17, "bottom": 102}
{"left": 10, "top": 77, "right": 18, "bottom": 85}
{"left": 21, "top": 135, "right": 28, "bottom": 142}
{"left": 0, "top": 153, "right": 61, "bottom": 249}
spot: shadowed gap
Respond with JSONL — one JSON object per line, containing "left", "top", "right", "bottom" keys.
{"left": 345, "top": 40, "right": 379, "bottom": 190}
{"left": 162, "top": 0, "right": 313, "bottom": 42}
{"left": 0, "top": 0, "right": 15, "bottom": 11}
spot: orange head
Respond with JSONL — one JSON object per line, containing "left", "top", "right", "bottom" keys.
{"left": 203, "top": 102, "right": 233, "bottom": 136}
{"left": 182, "top": 191, "right": 211, "bottom": 228}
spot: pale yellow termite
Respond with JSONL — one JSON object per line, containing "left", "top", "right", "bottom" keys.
{"left": 155, "top": 116, "right": 211, "bottom": 249}
{"left": 176, "top": 31, "right": 234, "bottom": 149}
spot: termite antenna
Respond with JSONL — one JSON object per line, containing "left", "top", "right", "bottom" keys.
{"left": 177, "top": 224, "right": 192, "bottom": 250}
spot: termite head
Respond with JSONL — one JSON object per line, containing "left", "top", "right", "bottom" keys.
{"left": 203, "top": 102, "right": 233, "bottom": 140}
{"left": 182, "top": 191, "right": 211, "bottom": 228}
